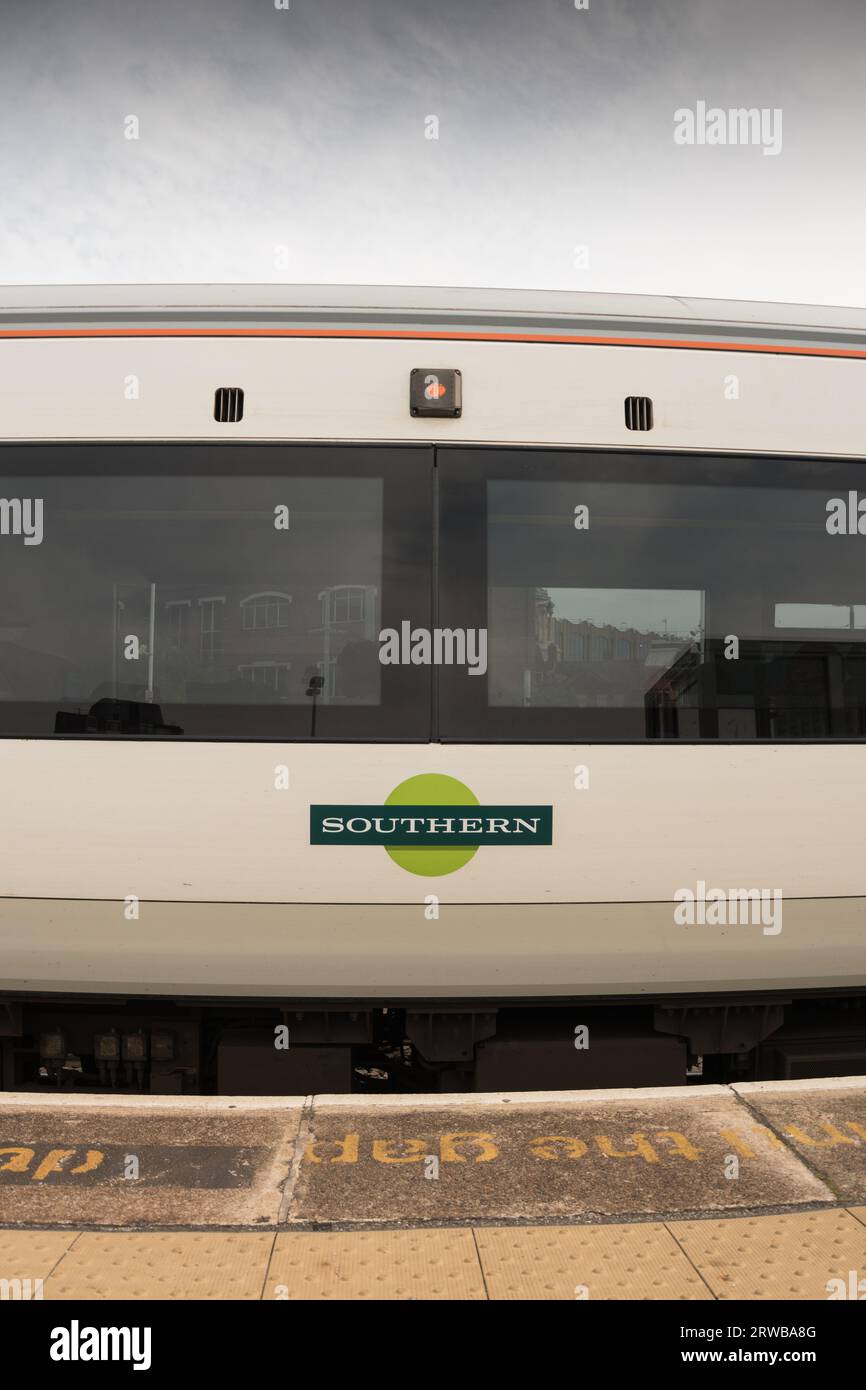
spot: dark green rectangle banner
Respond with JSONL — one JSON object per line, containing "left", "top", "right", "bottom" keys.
{"left": 310, "top": 804, "right": 553, "bottom": 846}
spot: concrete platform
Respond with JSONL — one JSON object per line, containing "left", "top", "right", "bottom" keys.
{"left": 1, "top": 1080, "right": 864, "bottom": 1230}
{"left": 733, "top": 1079, "right": 866, "bottom": 1203}
{"left": 0, "top": 1095, "right": 302, "bottom": 1227}
{"left": 288, "top": 1088, "right": 836, "bottom": 1225}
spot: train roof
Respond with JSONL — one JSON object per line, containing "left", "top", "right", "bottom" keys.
{"left": 0, "top": 285, "right": 865, "bottom": 352}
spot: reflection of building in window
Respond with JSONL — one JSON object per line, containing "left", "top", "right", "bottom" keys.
{"left": 321, "top": 586, "right": 374, "bottom": 627}
{"left": 535, "top": 590, "right": 556, "bottom": 646}
{"left": 554, "top": 616, "right": 665, "bottom": 666}
{"left": 332, "top": 589, "right": 365, "bottom": 623}
{"left": 533, "top": 590, "right": 662, "bottom": 669}
{"left": 315, "top": 584, "right": 379, "bottom": 698}
{"left": 644, "top": 643, "right": 703, "bottom": 739}
{"left": 645, "top": 635, "right": 863, "bottom": 741}
{"left": 199, "top": 597, "right": 225, "bottom": 658}
{"left": 496, "top": 584, "right": 702, "bottom": 710}
{"left": 240, "top": 592, "right": 292, "bottom": 630}
{"left": 164, "top": 599, "right": 191, "bottom": 648}
{"left": 238, "top": 661, "right": 292, "bottom": 695}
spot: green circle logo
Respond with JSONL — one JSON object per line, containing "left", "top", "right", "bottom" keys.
{"left": 385, "top": 773, "right": 479, "bottom": 877}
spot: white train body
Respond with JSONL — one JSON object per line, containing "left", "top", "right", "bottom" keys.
{"left": 1, "top": 285, "right": 865, "bottom": 1004}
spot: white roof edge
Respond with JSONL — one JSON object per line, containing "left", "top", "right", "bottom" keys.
{"left": 0, "top": 283, "right": 864, "bottom": 332}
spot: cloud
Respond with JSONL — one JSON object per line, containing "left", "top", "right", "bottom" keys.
{"left": 0, "top": 0, "right": 864, "bottom": 304}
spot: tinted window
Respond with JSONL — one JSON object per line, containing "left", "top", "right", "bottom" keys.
{"left": 0, "top": 444, "right": 432, "bottom": 739}
{"left": 439, "top": 448, "right": 866, "bottom": 741}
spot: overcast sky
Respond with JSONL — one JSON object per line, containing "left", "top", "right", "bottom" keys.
{"left": 1, "top": 0, "right": 864, "bottom": 305}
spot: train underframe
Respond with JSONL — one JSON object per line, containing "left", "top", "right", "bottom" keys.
{"left": 2, "top": 992, "right": 866, "bottom": 1095}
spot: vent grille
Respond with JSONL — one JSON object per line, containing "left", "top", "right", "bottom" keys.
{"left": 624, "top": 396, "right": 653, "bottom": 431}
{"left": 214, "top": 387, "right": 244, "bottom": 423}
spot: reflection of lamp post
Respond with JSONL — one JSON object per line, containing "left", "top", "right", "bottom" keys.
{"left": 145, "top": 582, "right": 156, "bottom": 704}
{"left": 305, "top": 668, "right": 325, "bottom": 738}
{"left": 112, "top": 588, "right": 126, "bottom": 698}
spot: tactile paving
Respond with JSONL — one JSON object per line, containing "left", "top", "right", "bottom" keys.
{"left": 42, "top": 1231, "right": 274, "bottom": 1300}
{"left": 265, "top": 1228, "right": 486, "bottom": 1300}
{"left": 0, "top": 1229, "right": 78, "bottom": 1284}
{"left": 475, "top": 1222, "right": 712, "bottom": 1300}
{"left": 670, "top": 1209, "right": 866, "bottom": 1299}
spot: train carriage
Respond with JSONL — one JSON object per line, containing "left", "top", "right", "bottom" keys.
{"left": 1, "top": 284, "right": 865, "bottom": 1093}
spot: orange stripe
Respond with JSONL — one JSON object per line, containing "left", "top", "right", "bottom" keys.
{"left": 0, "top": 326, "right": 865, "bottom": 358}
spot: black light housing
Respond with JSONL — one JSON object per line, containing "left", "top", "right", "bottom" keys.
{"left": 410, "top": 367, "right": 462, "bottom": 417}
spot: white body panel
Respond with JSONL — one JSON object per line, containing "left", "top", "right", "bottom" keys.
{"left": 1, "top": 741, "right": 865, "bottom": 999}
{"left": 2, "top": 899, "right": 865, "bottom": 1000}
{"left": 0, "top": 336, "right": 864, "bottom": 457}
{"left": 0, "top": 740, "right": 862, "bottom": 904}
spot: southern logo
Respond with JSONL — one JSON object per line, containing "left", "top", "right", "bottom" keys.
{"left": 310, "top": 773, "right": 553, "bottom": 876}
